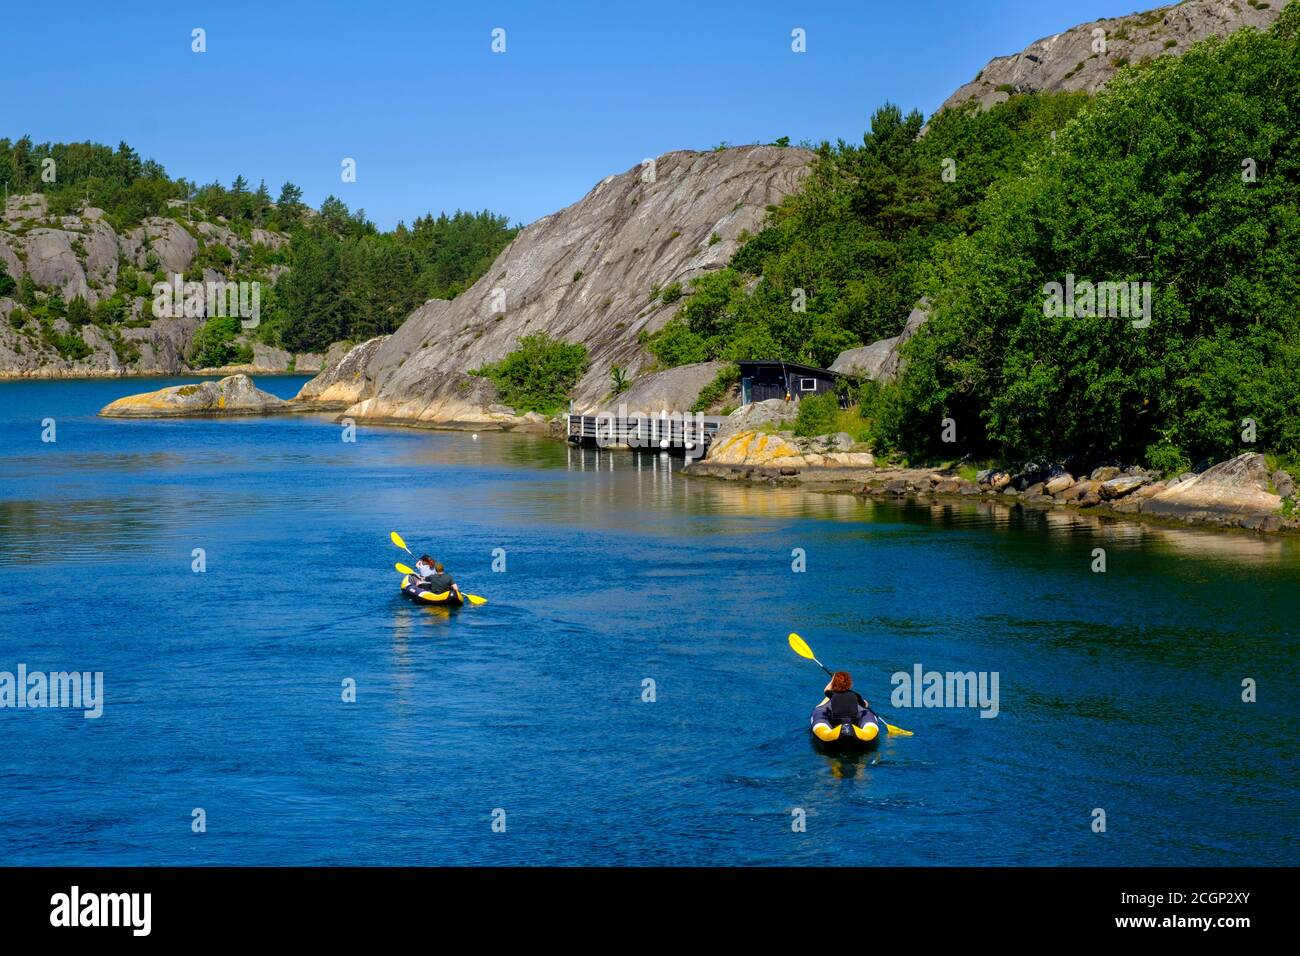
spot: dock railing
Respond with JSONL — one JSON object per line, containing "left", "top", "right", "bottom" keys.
{"left": 567, "top": 407, "right": 727, "bottom": 460}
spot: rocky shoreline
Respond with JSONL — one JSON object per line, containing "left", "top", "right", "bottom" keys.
{"left": 684, "top": 453, "right": 1299, "bottom": 535}
{"left": 87, "top": 371, "right": 1299, "bottom": 536}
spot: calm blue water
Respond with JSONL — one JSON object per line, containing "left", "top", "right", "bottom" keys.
{"left": 0, "top": 377, "right": 1297, "bottom": 866}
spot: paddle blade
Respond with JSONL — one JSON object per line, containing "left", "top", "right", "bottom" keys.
{"left": 788, "top": 632, "right": 815, "bottom": 660}
{"left": 885, "top": 723, "right": 914, "bottom": 738}
{"left": 462, "top": 593, "right": 487, "bottom": 606}
{"left": 390, "top": 531, "right": 409, "bottom": 552}
{"left": 395, "top": 562, "right": 414, "bottom": 575}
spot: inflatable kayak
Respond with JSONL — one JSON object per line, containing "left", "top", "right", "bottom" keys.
{"left": 399, "top": 574, "right": 464, "bottom": 607}
{"left": 809, "top": 697, "right": 888, "bottom": 752}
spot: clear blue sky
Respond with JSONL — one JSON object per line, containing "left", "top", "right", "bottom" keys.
{"left": 1, "top": 0, "right": 1148, "bottom": 230}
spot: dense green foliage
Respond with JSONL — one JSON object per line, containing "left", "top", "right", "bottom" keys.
{"left": 1, "top": 137, "right": 517, "bottom": 356}
{"left": 880, "top": 7, "right": 1300, "bottom": 467}
{"left": 270, "top": 208, "right": 516, "bottom": 352}
{"left": 651, "top": 7, "right": 1300, "bottom": 470}
{"left": 647, "top": 92, "right": 1089, "bottom": 369}
{"left": 189, "top": 315, "right": 252, "bottom": 368}
{"left": 473, "top": 333, "right": 590, "bottom": 415}
{"left": 792, "top": 392, "right": 841, "bottom": 437}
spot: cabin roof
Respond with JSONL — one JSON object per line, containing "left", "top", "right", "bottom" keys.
{"left": 737, "top": 360, "right": 840, "bottom": 378}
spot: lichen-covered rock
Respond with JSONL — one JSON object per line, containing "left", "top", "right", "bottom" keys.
{"left": 706, "top": 431, "right": 805, "bottom": 467}
{"left": 99, "top": 374, "right": 287, "bottom": 417}
{"left": 711, "top": 399, "right": 800, "bottom": 446}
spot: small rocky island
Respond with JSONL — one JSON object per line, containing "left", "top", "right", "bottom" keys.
{"left": 99, "top": 374, "right": 287, "bottom": 417}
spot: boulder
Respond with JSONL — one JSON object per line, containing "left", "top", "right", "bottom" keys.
{"left": 829, "top": 299, "right": 930, "bottom": 381}
{"left": 293, "top": 352, "right": 326, "bottom": 373}
{"left": 251, "top": 228, "right": 289, "bottom": 250}
{"left": 251, "top": 343, "right": 292, "bottom": 371}
{"left": 1090, "top": 466, "right": 1121, "bottom": 482}
{"left": 1099, "top": 475, "right": 1150, "bottom": 500}
{"left": 99, "top": 374, "right": 288, "bottom": 417}
{"left": 710, "top": 398, "right": 800, "bottom": 446}
{"left": 705, "top": 431, "right": 805, "bottom": 468}
{"left": 120, "top": 315, "right": 203, "bottom": 374}
{"left": 0, "top": 236, "right": 23, "bottom": 281}
{"left": 1144, "top": 453, "right": 1283, "bottom": 526}
{"left": 1273, "top": 469, "right": 1296, "bottom": 500}
{"left": 823, "top": 452, "right": 876, "bottom": 468}
{"left": 1044, "top": 473, "right": 1074, "bottom": 495}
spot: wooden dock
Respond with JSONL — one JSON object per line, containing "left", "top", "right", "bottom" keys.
{"left": 566, "top": 412, "right": 727, "bottom": 455}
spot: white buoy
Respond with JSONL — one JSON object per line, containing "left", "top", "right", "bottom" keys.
{"left": 472, "top": 433, "right": 479, "bottom": 440}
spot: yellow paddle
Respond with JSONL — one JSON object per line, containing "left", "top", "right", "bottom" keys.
{"left": 788, "top": 632, "right": 912, "bottom": 737}
{"left": 391, "top": 549, "right": 488, "bottom": 606}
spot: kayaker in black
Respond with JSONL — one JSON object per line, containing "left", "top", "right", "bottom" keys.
{"left": 421, "top": 561, "right": 461, "bottom": 600}
{"left": 822, "top": 671, "right": 869, "bottom": 721}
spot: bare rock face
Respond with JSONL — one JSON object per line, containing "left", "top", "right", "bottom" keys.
{"left": 4, "top": 193, "right": 47, "bottom": 223}
{"left": 599, "top": 361, "right": 726, "bottom": 414}
{"left": 23, "top": 229, "right": 91, "bottom": 303}
{"left": 251, "top": 228, "right": 289, "bottom": 250}
{"left": 99, "top": 374, "right": 287, "bottom": 417}
{"left": 1143, "top": 453, "right": 1282, "bottom": 526}
{"left": 830, "top": 300, "right": 930, "bottom": 381}
{"left": 0, "top": 235, "right": 23, "bottom": 280}
{"left": 0, "top": 197, "right": 302, "bottom": 378}
{"left": 939, "top": 0, "right": 1282, "bottom": 115}
{"left": 307, "top": 146, "right": 813, "bottom": 425}
{"left": 295, "top": 335, "right": 390, "bottom": 406}
{"left": 252, "top": 343, "right": 292, "bottom": 371}
{"left": 137, "top": 217, "right": 198, "bottom": 274}
{"left": 121, "top": 316, "right": 203, "bottom": 374}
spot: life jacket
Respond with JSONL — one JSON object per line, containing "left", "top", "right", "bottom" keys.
{"left": 829, "top": 690, "right": 862, "bottom": 721}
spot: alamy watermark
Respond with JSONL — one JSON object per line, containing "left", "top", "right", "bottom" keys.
{"left": 1043, "top": 273, "right": 1151, "bottom": 328}
{"left": 152, "top": 276, "right": 261, "bottom": 329}
{"left": 1, "top": 664, "right": 104, "bottom": 718}
{"left": 890, "top": 663, "right": 999, "bottom": 718}
{"left": 593, "top": 404, "right": 709, "bottom": 462}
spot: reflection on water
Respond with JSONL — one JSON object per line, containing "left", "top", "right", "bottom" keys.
{"left": 1, "top": 378, "right": 1297, "bottom": 867}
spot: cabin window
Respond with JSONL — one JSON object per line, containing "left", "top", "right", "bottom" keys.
{"left": 799, "top": 378, "right": 818, "bottom": 392}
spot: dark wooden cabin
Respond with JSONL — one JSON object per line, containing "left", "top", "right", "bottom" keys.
{"left": 738, "top": 361, "right": 840, "bottom": 405}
